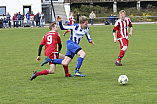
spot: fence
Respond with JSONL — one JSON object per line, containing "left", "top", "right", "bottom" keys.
{"left": 0, "top": 19, "right": 45, "bottom": 28}
{"left": 1, "top": 16, "right": 157, "bottom": 28}
{"left": 90, "top": 16, "right": 157, "bottom": 25}
{"left": 64, "top": 0, "right": 138, "bottom": 3}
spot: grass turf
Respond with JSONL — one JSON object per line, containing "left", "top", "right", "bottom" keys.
{"left": 0, "top": 24, "right": 157, "bottom": 104}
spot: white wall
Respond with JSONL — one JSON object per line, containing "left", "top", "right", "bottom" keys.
{"left": 0, "top": 0, "right": 41, "bottom": 17}
{"left": 64, "top": 3, "right": 70, "bottom": 20}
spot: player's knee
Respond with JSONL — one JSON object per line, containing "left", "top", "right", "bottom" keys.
{"left": 62, "top": 61, "right": 69, "bottom": 66}
{"left": 49, "top": 70, "right": 55, "bottom": 74}
{"left": 63, "top": 62, "right": 68, "bottom": 66}
{"left": 79, "top": 51, "right": 86, "bottom": 58}
{"left": 49, "top": 68, "right": 55, "bottom": 74}
{"left": 122, "top": 46, "right": 128, "bottom": 51}
{"left": 82, "top": 52, "right": 86, "bottom": 58}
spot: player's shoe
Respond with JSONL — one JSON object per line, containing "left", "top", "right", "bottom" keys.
{"left": 63, "top": 32, "right": 66, "bottom": 36}
{"left": 74, "top": 72, "right": 85, "bottom": 77}
{"left": 30, "top": 71, "right": 37, "bottom": 81}
{"left": 115, "top": 60, "right": 122, "bottom": 66}
{"left": 41, "top": 57, "right": 51, "bottom": 66}
{"left": 65, "top": 74, "right": 73, "bottom": 77}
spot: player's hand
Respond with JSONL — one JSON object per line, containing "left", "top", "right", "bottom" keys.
{"left": 114, "top": 38, "right": 117, "bottom": 43}
{"left": 129, "top": 32, "right": 132, "bottom": 36}
{"left": 36, "top": 56, "right": 41, "bottom": 62}
{"left": 57, "top": 16, "right": 61, "bottom": 22}
{"left": 90, "top": 41, "right": 95, "bottom": 45}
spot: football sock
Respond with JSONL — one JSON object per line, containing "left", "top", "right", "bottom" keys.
{"left": 65, "top": 30, "right": 69, "bottom": 34}
{"left": 52, "top": 59, "right": 63, "bottom": 64}
{"left": 117, "top": 50, "right": 125, "bottom": 61}
{"left": 76, "top": 57, "right": 84, "bottom": 70}
{"left": 36, "top": 69, "right": 49, "bottom": 76}
{"left": 63, "top": 65, "right": 69, "bottom": 76}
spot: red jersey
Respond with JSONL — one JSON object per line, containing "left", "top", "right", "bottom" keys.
{"left": 113, "top": 17, "right": 132, "bottom": 40}
{"left": 40, "top": 31, "right": 61, "bottom": 57}
{"left": 69, "top": 15, "right": 74, "bottom": 25}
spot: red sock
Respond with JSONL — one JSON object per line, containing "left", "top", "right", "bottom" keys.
{"left": 36, "top": 69, "right": 49, "bottom": 76}
{"left": 63, "top": 65, "right": 69, "bottom": 76}
{"left": 65, "top": 30, "right": 69, "bottom": 34}
{"left": 117, "top": 50, "right": 125, "bottom": 62}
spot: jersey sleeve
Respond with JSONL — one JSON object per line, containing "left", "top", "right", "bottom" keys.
{"left": 128, "top": 18, "right": 132, "bottom": 27}
{"left": 85, "top": 27, "right": 92, "bottom": 42}
{"left": 57, "top": 33, "right": 61, "bottom": 44}
{"left": 59, "top": 21, "right": 75, "bottom": 30}
{"left": 113, "top": 21, "right": 119, "bottom": 31}
{"left": 40, "top": 36, "right": 46, "bottom": 45}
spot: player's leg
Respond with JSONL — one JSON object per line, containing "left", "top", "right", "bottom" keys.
{"left": 30, "top": 64, "right": 56, "bottom": 81}
{"left": 30, "top": 69, "right": 49, "bottom": 81}
{"left": 76, "top": 49, "right": 86, "bottom": 70}
{"left": 65, "top": 41, "right": 86, "bottom": 77}
{"left": 115, "top": 39, "right": 128, "bottom": 66}
{"left": 60, "top": 56, "right": 72, "bottom": 66}
{"left": 63, "top": 30, "right": 70, "bottom": 36}
{"left": 49, "top": 64, "right": 56, "bottom": 74}
{"left": 118, "top": 39, "right": 128, "bottom": 61}
{"left": 59, "top": 53, "right": 72, "bottom": 77}
{"left": 73, "top": 49, "right": 86, "bottom": 77}
{"left": 41, "top": 54, "right": 72, "bottom": 66}
{"left": 41, "top": 40, "right": 74, "bottom": 66}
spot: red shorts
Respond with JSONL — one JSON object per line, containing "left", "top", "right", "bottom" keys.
{"left": 48, "top": 52, "right": 59, "bottom": 65}
{"left": 118, "top": 38, "right": 129, "bottom": 49}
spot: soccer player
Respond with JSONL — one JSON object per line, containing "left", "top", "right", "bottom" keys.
{"left": 30, "top": 23, "right": 72, "bottom": 81}
{"left": 63, "top": 12, "right": 75, "bottom": 36}
{"left": 41, "top": 16, "right": 94, "bottom": 77}
{"left": 113, "top": 10, "right": 133, "bottom": 66}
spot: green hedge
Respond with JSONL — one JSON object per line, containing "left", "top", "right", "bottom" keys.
{"left": 71, "top": 4, "right": 157, "bottom": 22}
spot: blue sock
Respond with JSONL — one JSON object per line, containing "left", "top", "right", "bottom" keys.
{"left": 51, "top": 59, "right": 63, "bottom": 64}
{"left": 76, "top": 57, "right": 84, "bottom": 70}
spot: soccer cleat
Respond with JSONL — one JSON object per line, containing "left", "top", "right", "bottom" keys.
{"left": 63, "top": 32, "right": 66, "bottom": 36}
{"left": 65, "top": 74, "right": 73, "bottom": 77}
{"left": 30, "top": 71, "right": 37, "bottom": 81}
{"left": 74, "top": 72, "right": 85, "bottom": 77}
{"left": 115, "top": 60, "right": 122, "bottom": 66}
{"left": 41, "top": 57, "right": 51, "bottom": 66}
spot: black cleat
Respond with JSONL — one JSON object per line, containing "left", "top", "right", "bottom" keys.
{"left": 65, "top": 74, "right": 73, "bottom": 77}
{"left": 63, "top": 32, "right": 66, "bottom": 36}
{"left": 115, "top": 60, "right": 122, "bottom": 66}
{"left": 30, "top": 71, "right": 37, "bottom": 81}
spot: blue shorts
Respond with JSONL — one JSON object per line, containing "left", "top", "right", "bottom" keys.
{"left": 65, "top": 40, "right": 82, "bottom": 59}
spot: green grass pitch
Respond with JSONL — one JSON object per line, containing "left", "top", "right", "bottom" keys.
{"left": 0, "top": 24, "right": 157, "bottom": 104}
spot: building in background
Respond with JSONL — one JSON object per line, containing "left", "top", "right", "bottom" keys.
{"left": 41, "top": 0, "right": 70, "bottom": 23}
{"left": 0, "top": 0, "right": 70, "bottom": 24}
{"left": 0, "top": 0, "right": 41, "bottom": 19}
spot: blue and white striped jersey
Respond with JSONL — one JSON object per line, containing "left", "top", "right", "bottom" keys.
{"left": 59, "top": 21, "right": 92, "bottom": 44}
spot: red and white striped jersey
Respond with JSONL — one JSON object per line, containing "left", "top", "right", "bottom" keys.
{"left": 113, "top": 17, "right": 132, "bottom": 39}
{"left": 69, "top": 15, "right": 74, "bottom": 25}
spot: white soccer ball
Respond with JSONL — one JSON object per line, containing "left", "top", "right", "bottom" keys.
{"left": 118, "top": 75, "right": 128, "bottom": 85}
